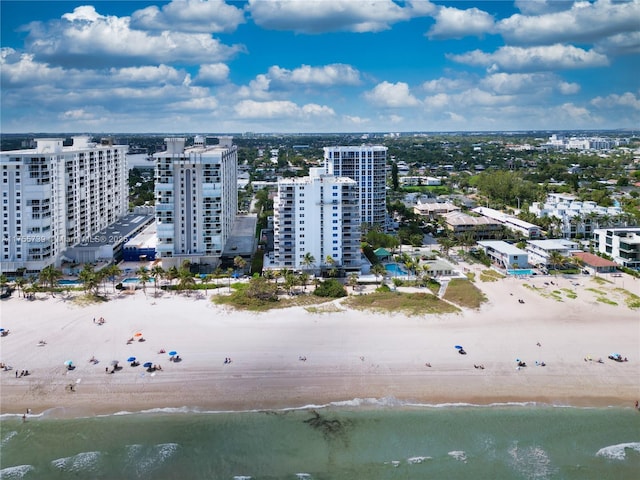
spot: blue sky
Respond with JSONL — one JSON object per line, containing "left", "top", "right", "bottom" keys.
{"left": 1, "top": 0, "right": 638, "bottom": 133}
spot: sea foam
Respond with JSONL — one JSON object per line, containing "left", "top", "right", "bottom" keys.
{"left": 596, "top": 442, "right": 640, "bottom": 460}
{"left": 508, "top": 443, "right": 557, "bottom": 479}
{"left": 0, "top": 465, "right": 35, "bottom": 479}
{"left": 51, "top": 451, "right": 101, "bottom": 473}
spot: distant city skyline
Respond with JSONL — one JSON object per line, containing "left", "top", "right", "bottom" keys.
{"left": 1, "top": 0, "right": 638, "bottom": 133}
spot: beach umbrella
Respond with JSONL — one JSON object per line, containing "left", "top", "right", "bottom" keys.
{"left": 0, "top": 328, "right": 4, "bottom": 332}
{"left": 64, "top": 360, "right": 73, "bottom": 366}
{"left": 134, "top": 332, "right": 143, "bottom": 338}
{"left": 111, "top": 360, "right": 119, "bottom": 366}
{"left": 454, "top": 345, "right": 463, "bottom": 350}
{"left": 168, "top": 351, "right": 177, "bottom": 356}
{"left": 127, "top": 356, "right": 136, "bottom": 362}
{"left": 143, "top": 362, "right": 153, "bottom": 368}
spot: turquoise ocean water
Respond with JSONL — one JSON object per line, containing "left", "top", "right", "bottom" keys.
{"left": 1, "top": 401, "right": 639, "bottom": 479}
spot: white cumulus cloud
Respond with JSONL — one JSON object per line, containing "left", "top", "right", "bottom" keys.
{"left": 427, "top": 6, "right": 495, "bottom": 39}
{"left": 25, "top": 5, "right": 244, "bottom": 68}
{"left": 591, "top": 91, "right": 640, "bottom": 110}
{"left": 131, "top": 0, "right": 245, "bottom": 33}
{"left": 234, "top": 99, "right": 335, "bottom": 119}
{"left": 364, "top": 81, "right": 421, "bottom": 108}
{"left": 268, "top": 64, "right": 361, "bottom": 86}
{"left": 448, "top": 44, "right": 609, "bottom": 72}
{"left": 498, "top": 0, "right": 640, "bottom": 47}
{"left": 195, "top": 64, "right": 230, "bottom": 85}
{"left": 248, "top": 0, "right": 434, "bottom": 33}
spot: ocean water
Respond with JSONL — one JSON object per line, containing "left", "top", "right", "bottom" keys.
{"left": 1, "top": 401, "right": 639, "bottom": 479}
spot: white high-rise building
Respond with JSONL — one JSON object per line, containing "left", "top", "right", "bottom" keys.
{"left": 267, "top": 168, "right": 361, "bottom": 272}
{"left": 154, "top": 136, "right": 237, "bottom": 269}
{"left": 323, "top": 145, "right": 387, "bottom": 227}
{"left": 0, "top": 136, "right": 128, "bottom": 274}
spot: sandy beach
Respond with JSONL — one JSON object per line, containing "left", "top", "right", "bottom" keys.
{"left": 1, "top": 272, "right": 639, "bottom": 417}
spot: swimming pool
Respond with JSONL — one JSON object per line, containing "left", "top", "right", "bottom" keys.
{"left": 384, "top": 263, "right": 408, "bottom": 276}
{"left": 507, "top": 269, "right": 534, "bottom": 276}
{"left": 122, "top": 278, "right": 140, "bottom": 284}
{"left": 58, "top": 279, "right": 81, "bottom": 285}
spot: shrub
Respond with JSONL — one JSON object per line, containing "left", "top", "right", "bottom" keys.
{"left": 313, "top": 278, "right": 347, "bottom": 298}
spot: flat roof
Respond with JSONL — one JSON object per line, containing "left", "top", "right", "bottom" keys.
{"left": 222, "top": 214, "right": 258, "bottom": 258}
{"left": 79, "top": 214, "right": 154, "bottom": 247}
{"left": 528, "top": 239, "right": 577, "bottom": 250}
{"left": 478, "top": 240, "right": 527, "bottom": 255}
{"left": 124, "top": 221, "right": 157, "bottom": 249}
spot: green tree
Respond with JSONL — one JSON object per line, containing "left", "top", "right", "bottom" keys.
{"left": 548, "top": 251, "right": 565, "bottom": 276}
{"left": 233, "top": 255, "right": 247, "bottom": 276}
{"left": 39, "top": 265, "right": 63, "bottom": 296}
{"left": 103, "top": 264, "right": 121, "bottom": 293}
{"left": 178, "top": 266, "right": 195, "bottom": 295}
{"left": 150, "top": 265, "right": 165, "bottom": 297}
{"left": 301, "top": 252, "right": 316, "bottom": 274}
{"left": 371, "top": 263, "right": 387, "bottom": 286}
{"left": 78, "top": 264, "right": 99, "bottom": 296}
{"left": 136, "top": 267, "right": 151, "bottom": 296}
{"left": 347, "top": 272, "right": 359, "bottom": 293}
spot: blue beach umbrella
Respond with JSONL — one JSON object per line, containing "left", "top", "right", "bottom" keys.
{"left": 0, "top": 328, "right": 4, "bottom": 332}
{"left": 454, "top": 345, "right": 463, "bottom": 350}
{"left": 64, "top": 360, "right": 73, "bottom": 366}
{"left": 168, "top": 351, "right": 177, "bottom": 356}
{"left": 143, "top": 362, "right": 153, "bottom": 368}
{"left": 127, "top": 356, "right": 136, "bottom": 362}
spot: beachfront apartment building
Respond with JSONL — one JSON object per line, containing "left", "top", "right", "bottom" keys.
{"left": 477, "top": 241, "right": 529, "bottom": 269}
{"left": 323, "top": 145, "right": 387, "bottom": 228}
{"left": 473, "top": 207, "right": 543, "bottom": 238}
{"left": 0, "top": 136, "right": 128, "bottom": 275}
{"left": 530, "top": 193, "right": 624, "bottom": 238}
{"left": 525, "top": 239, "right": 580, "bottom": 267}
{"left": 592, "top": 227, "right": 640, "bottom": 269}
{"left": 154, "top": 136, "right": 237, "bottom": 269}
{"left": 264, "top": 168, "right": 361, "bottom": 273}
{"left": 442, "top": 211, "right": 503, "bottom": 239}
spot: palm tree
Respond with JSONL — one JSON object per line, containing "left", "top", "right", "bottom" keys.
{"left": 301, "top": 252, "right": 316, "bottom": 275}
{"left": 150, "top": 265, "right": 165, "bottom": 297}
{"left": 347, "top": 272, "right": 359, "bottom": 293}
{"left": 136, "top": 267, "right": 150, "bottom": 296}
{"left": 325, "top": 256, "right": 337, "bottom": 278}
{"left": 178, "top": 267, "right": 196, "bottom": 295}
{"left": 78, "top": 264, "right": 99, "bottom": 296}
{"left": 371, "top": 263, "right": 386, "bottom": 286}
{"left": 299, "top": 272, "right": 310, "bottom": 292}
{"left": 437, "top": 237, "right": 455, "bottom": 257}
{"left": 233, "top": 255, "right": 247, "bottom": 276}
{"left": 39, "top": 264, "right": 63, "bottom": 296}
{"left": 14, "top": 276, "right": 25, "bottom": 298}
{"left": 102, "top": 264, "right": 121, "bottom": 293}
{"left": 227, "top": 267, "right": 234, "bottom": 292}
{"left": 548, "top": 251, "right": 565, "bottom": 276}
{"left": 165, "top": 266, "right": 179, "bottom": 292}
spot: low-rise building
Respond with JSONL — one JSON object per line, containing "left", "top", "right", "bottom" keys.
{"left": 442, "top": 211, "right": 503, "bottom": 239}
{"left": 571, "top": 252, "right": 618, "bottom": 274}
{"left": 477, "top": 240, "right": 529, "bottom": 269}
{"left": 400, "top": 176, "right": 441, "bottom": 186}
{"left": 473, "top": 207, "right": 542, "bottom": 238}
{"left": 413, "top": 201, "right": 460, "bottom": 220}
{"left": 592, "top": 227, "right": 640, "bottom": 269}
{"left": 526, "top": 239, "right": 580, "bottom": 267}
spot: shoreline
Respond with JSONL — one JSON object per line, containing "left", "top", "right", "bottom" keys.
{"left": 1, "top": 273, "right": 639, "bottom": 418}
